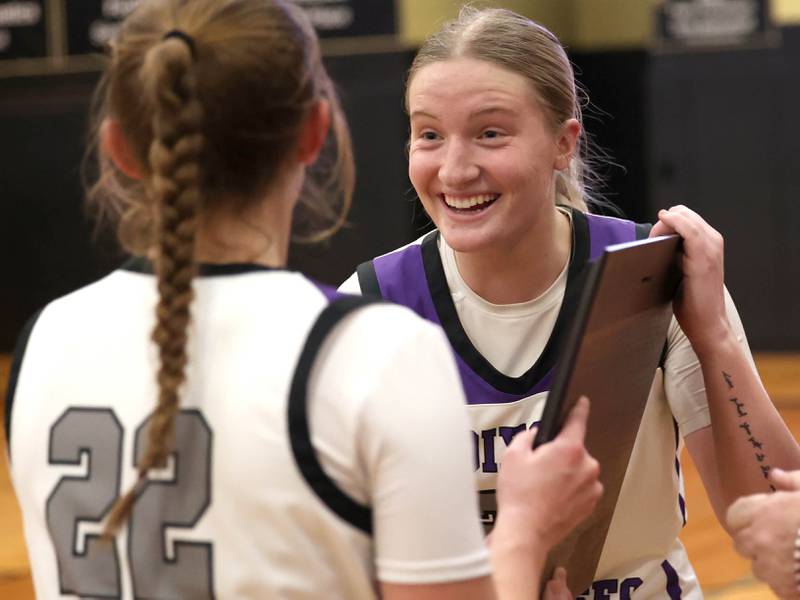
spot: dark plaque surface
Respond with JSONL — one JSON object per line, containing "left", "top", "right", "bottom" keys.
{"left": 0, "top": 0, "right": 47, "bottom": 59}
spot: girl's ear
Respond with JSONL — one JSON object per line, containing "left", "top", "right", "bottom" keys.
{"left": 101, "top": 119, "right": 144, "bottom": 180}
{"left": 296, "top": 100, "right": 330, "bottom": 166}
{"left": 554, "top": 118, "right": 581, "bottom": 172}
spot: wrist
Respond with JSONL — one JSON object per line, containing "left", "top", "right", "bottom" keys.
{"left": 688, "top": 316, "right": 735, "bottom": 359}
{"left": 490, "top": 511, "right": 549, "bottom": 565}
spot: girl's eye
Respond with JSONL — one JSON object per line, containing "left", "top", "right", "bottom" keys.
{"left": 482, "top": 129, "right": 501, "bottom": 139}
{"left": 421, "top": 131, "right": 439, "bottom": 141}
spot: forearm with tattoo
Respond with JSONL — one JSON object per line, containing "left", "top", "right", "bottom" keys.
{"left": 724, "top": 370, "right": 776, "bottom": 492}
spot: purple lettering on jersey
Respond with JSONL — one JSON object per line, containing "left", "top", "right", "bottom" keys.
{"left": 621, "top": 578, "right": 643, "bottom": 600}
{"left": 577, "top": 577, "right": 642, "bottom": 600}
{"left": 499, "top": 424, "right": 526, "bottom": 446}
{"left": 481, "top": 429, "right": 498, "bottom": 473}
{"left": 592, "top": 579, "right": 618, "bottom": 600}
{"left": 474, "top": 424, "right": 538, "bottom": 472}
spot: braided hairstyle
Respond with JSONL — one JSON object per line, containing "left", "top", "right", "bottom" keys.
{"left": 92, "top": 0, "right": 354, "bottom": 535}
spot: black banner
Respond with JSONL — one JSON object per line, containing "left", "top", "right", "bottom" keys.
{"left": 66, "top": 0, "right": 137, "bottom": 55}
{"left": 656, "top": 0, "right": 773, "bottom": 48}
{"left": 65, "top": 0, "right": 395, "bottom": 57}
{"left": 0, "top": 0, "right": 47, "bottom": 59}
{"left": 295, "top": 0, "right": 396, "bottom": 38}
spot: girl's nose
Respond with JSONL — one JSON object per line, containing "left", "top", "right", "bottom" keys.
{"left": 438, "top": 139, "right": 480, "bottom": 188}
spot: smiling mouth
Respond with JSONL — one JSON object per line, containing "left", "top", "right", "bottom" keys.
{"left": 441, "top": 193, "right": 499, "bottom": 213}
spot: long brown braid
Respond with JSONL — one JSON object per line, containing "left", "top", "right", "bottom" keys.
{"left": 94, "top": 0, "right": 356, "bottom": 536}
{"left": 104, "top": 35, "right": 204, "bottom": 536}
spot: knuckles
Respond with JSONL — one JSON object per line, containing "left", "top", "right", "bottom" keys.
{"left": 556, "top": 439, "right": 587, "bottom": 466}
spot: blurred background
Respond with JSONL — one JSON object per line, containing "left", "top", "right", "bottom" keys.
{"left": 1, "top": 0, "right": 798, "bottom": 598}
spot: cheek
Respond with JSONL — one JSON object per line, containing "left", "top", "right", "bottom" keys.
{"left": 483, "top": 154, "right": 531, "bottom": 191}
{"left": 408, "top": 152, "right": 438, "bottom": 194}
{"left": 501, "top": 153, "right": 554, "bottom": 193}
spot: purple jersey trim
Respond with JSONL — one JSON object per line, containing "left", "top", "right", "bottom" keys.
{"left": 454, "top": 361, "right": 556, "bottom": 404}
{"left": 314, "top": 281, "right": 343, "bottom": 303}
{"left": 678, "top": 493, "right": 687, "bottom": 526}
{"left": 672, "top": 419, "right": 687, "bottom": 525}
{"left": 589, "top": 215, "right": 636, "bottom": 259}
{"left": 368, "top": 209, "right": 639, "bottom": 405}
{"left": 372, "top": 244, "right": 440, "bottom": 322}
{"left": 661, "top": 560, "right": 683, "bottom": 600}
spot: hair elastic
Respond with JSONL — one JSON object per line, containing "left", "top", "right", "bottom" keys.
{"left": 162, "top": 29, "right": 197, "bottom": 60}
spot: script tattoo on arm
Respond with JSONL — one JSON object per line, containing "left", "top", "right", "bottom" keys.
{"left": 729, "top": 397, "right": 748, "bottom": 417}
{"left": 724, "top": 372, "right": 775, "bottom": 491}
{"left": 723, "top": 371, "right": 735, "bottom": 390}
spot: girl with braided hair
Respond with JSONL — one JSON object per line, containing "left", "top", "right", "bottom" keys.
{"left": 5, "top": 1, "right": 601, "bottom": 598}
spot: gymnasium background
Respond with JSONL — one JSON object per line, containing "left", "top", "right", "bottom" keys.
{"left": 1, "top": 1, "right": 799, "bottom": 598}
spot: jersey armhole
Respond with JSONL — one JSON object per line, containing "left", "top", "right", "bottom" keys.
{"left": 287, "top": 295, "right": 384, "bottom": 535}
{"left": 356, "top": 261, "right": 382, "bottom": 298}
{"left": 5, "top": 308, "right": 44, "bottom": 460}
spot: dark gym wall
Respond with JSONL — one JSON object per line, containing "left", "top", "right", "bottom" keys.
{"left": 0, "top": 49, "right": 416, "bottom": 351}
{"left": 570, "top": 28, "right": 800, "bottom": 350}
{"left": 646, "top": 28, "right": 800, "bottom": 350}
{"left": 2, "top": 15, "right": 799, "bottom": 351}
{"left": 0, "top": 72, "right": 116, "bottom": 352}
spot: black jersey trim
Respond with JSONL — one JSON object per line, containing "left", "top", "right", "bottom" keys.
{"left": 5, "top": 308, "right": 44, "bottom": 459}
{"left": 635, "top": 222, "right": 653, "bottom": 240}
{"left": 419, "top": 208, "right": 591, "bottom": 395}
{"left": 288, "top": 295, "right": 382, "bottom": 535}
{"left": 120, "top": 256, "right": 284, "bottom": 277}
{"left": 356, "top": 261, "right": 382, "bottom": 297}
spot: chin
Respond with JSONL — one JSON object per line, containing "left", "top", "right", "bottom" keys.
{"left": 437, "top": 225, "right": 499, "bottom": 255}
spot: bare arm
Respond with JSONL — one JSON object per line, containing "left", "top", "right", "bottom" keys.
{"left": 685, "top": 329, "right": 800, "bottom": 517}
{"left": 653, "top": 206, "right": 800, "bottom": 517}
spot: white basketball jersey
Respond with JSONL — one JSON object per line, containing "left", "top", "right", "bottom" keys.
{"left": 342, "top": 209, "right": 755, "bottom": 599}
{"left": 7, "top": 260, "right": 490, "bottom": 599}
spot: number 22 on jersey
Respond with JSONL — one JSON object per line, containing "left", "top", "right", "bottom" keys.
{"left": 46, "top": 407, "right": 214, "bottom": 598}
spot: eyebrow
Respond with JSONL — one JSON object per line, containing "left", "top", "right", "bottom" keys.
{"left": 409, "top": 105, "right": 517, "bottom": 121}
{"left": 469, "top": 105, "right": 517, "bottom": 118}
{"left": 409, "top": 110, "right": 437, "bottom": 121}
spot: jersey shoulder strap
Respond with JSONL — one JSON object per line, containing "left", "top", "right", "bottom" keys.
{"left": 635, "top": 221, "right": 653, "bottom": 240}
{"left": 288, "top": 295, "right": 383, "bottom": 535}
{"left": 356, "top": 261, "right": 382, "bottom": 298}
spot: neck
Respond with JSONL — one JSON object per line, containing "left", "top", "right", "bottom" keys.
{"left": 454, "top": 206, "right": 572, "bottom": 304}
{"left": 194, "top": 166, "right": 303, "bottom": 268}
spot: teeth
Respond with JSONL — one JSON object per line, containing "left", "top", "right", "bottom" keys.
{"left": 443, "top": 194, "right": 498, "bottom": 209}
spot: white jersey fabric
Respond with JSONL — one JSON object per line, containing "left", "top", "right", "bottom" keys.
{"left": 341, "top": 212, "right": 755, "bottom": 600}
{"left": 7, "top": 261, "right": 490, "bottom": 600}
